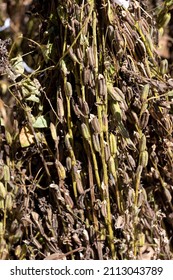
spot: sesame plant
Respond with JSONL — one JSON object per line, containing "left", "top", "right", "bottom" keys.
{"left": 0, "top": 0, "right": 172, "bottom": 259}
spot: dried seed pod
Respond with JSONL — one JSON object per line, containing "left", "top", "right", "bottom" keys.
{"left": 56, "top": 160, "right": 66, "bottom": 180}
{"left": 75, "top": 177, "right": 84, "bottom": 194}
{"left": 139, "top": 151, "right": 148, "bottom": 167}
{"left": 83, "top": 68, "right": 90, "bottom": 85}
{"left": 135, "top": 38, "right": 146, "bottom": 60}
{"left": 107, "top": 83, "right": 124, "bottom": 102}
{"left": 82, "top": 101, "right": 89, "bottom": 116}
{"left": 5, "top": 193, "right": 13, "bottom": 212}
{"left": 81, "top": 123, "right": 91, "bottom": 141}
{"left": 68, "top": 46, "right": 81, "bottom": 64}
{"left": 98, "top": 74, "right": 107, "bottom": 97}
{"left": 107, "top": 25, "right": 114, "bottom": 41}
{"left": 65, "top": 82, "right": 72, "bottom": 97}
{"left": 101, "top": 200, "right": 107, "bottom": 218}
{"left": 92, "top": 133, "right": 101, "bottom": 153}
{"left": 109, "top": 133, "right": 117, "bottom": 157}
{"left": 104, "top": 142, "right": 111, "bottom": 162}
{"left": 0, "top": 182, "right": 6, "bottom": 199}
{"left": 57, "top": 97, "right": 64, "bottom": 121}
{"left": 127, "top": 154, "right": 136, "bottom": 169}
{"left": 163, "top": 187, "right": 172, "bottom": 203}
{"left": 160, "top": 59, "right": 168, "bottom": 75}
{"left": 50, "top": 122, "right": 57, "bottom": 141}
{"left": 66, "top": 157, "right": 72, "bottom": 171}
{"left": 64, "top": 191, "right": 74, "bottom": 208}
{"left": 126, "top": 87, "right": 133, "bottom": 103}
{"left": 90, "top": 115, "right": 101, "bottom": 133}
{"left": 82, "top": 229, "right": 89, "bottom": 242}
{"left": 76, "top": 47, "right": 83, "bottom": 63}
{"left": 108, "top": 156, "right": 116, "bottom": 177}
{"left": 139, "top": 110, "right": 149, "bottom": 130}
{"left": 72, "top": 233, "right": 82, "bottom": 246}
{"left": 65, "top": 134, "right": 72, "bottom": 150}
{"left": 60, "top": 59, "right": 68, "bottom": 77}
{"left": 87, "top": 47, "right": 95, "bottom": 68}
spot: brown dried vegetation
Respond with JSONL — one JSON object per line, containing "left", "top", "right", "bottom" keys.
{"left": 0, "top": 0, "right": 173, "bottom": 260}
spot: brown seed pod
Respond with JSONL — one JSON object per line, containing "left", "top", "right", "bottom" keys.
{"left": 66, "top": 157, "right": 72, "bottom": 171}
{"left": 83, "top": 68, "right": 91, "bottom": 85}
{"left": 65, "top": 82, "right": 73, "bottom": 98}
{"left": 57, "top": 97, "right": 64, "bottom": 121}
{"left": 139, "top": 110, "right": 149, "bottom": 130}
{"left": 135, "top": 38, "right": 146, "bottom": 60}
{"left": 92, "top": 133, "right": 101, "bottom": 153}
{"left": 90, "top": 115, "right": 101, "bottom": 133}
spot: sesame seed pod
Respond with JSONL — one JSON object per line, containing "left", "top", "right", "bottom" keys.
{"left": 0, "top": 182, "right": 6, "bottom": 199}
{"left": 141, "top": 84, "right": 150, "bottom": 102}
{"left": 108, "top": 156, "right": 117, "bottom": 177}
{"left": 81, "top": 123, "right": 91, "bottom": 141}
{"left": 139, "top": 110, "right": 149, "bottom": 130}
{"left": 57, "top": 97, "right": 64, "bottom": 121}
{"left": 3, "top": 165, "right": 10, "bottom": 182}
{"left": 56, "top": 160, "right": 66, "bottom": 180}
{"left": 5, "top": 193, "right": 13, "bottom": 212}
{"left": 139, "top": 134, "right": 147, "bottom": 152}
{"left": 66, "top": 157, "right": 72, "bottom": 171}
{"left": 92, "top": 133, "right": 101, "bottom": 153}
{"left": 139, "top": 151, "right": 148, "bottom": 168}
{"left": 90, "top": 116, "right": 101, "bottom": 133}
{"left": 109, "top": 133, "right": 117, "bottom": 157}
{"left": 65, "top": 134, "right": 72, "bottom": 150}
{"left": 0, "top": 198, "right": 4, "bottom": 211}
{"left": 65, "top": 82, "right": 72, "bottom": 98}
{"left": 50, "top": 122, "right": 58, "bottom": 141}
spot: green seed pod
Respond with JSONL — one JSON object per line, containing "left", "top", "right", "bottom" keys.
{"left": 0, "top": 198, "right": 4, "bottom": 210}
{"left": 139, "top": 134, "right": 147, "bottom": 152}
{"left": 3, "top": 165, "right": 10, "bottom": 182}
{"left": 5, "top": 193, "right": 13, "bottom": 212}
{"left": 0, "top": 182, "right": 6, "bottom": 199}
{"left": 92, "top": 133, "right": 101, "bottom": 153}
{"left": 81, "top": 123, "right": 91, "bottom": 141}
{"left": 65, "top": 82, "right": 73, "bottom": 97}
{"left": 0, "top": 222, "right": 4, "bottom": 237}
{"left": 141, "top": 84, "right": 150, "bottom": 102}
{"left": 109, "top": 133, "right": 117, "bottom": 157}
{"left": 160, "top": 59, "right": 168, "bottom": 75}
{"left": 139, "top": 151, "right": 148, "bottom": 167}
{"left": 56, "top": 160, "right": 66, "bottom": 180}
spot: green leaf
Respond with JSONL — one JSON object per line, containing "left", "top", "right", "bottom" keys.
{"left": 33, "top": 115, "right": 49, "bottom": 128}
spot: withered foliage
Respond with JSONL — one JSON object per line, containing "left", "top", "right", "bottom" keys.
{"left": 0, "top": 0, "right": 173, "bottom": 260}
